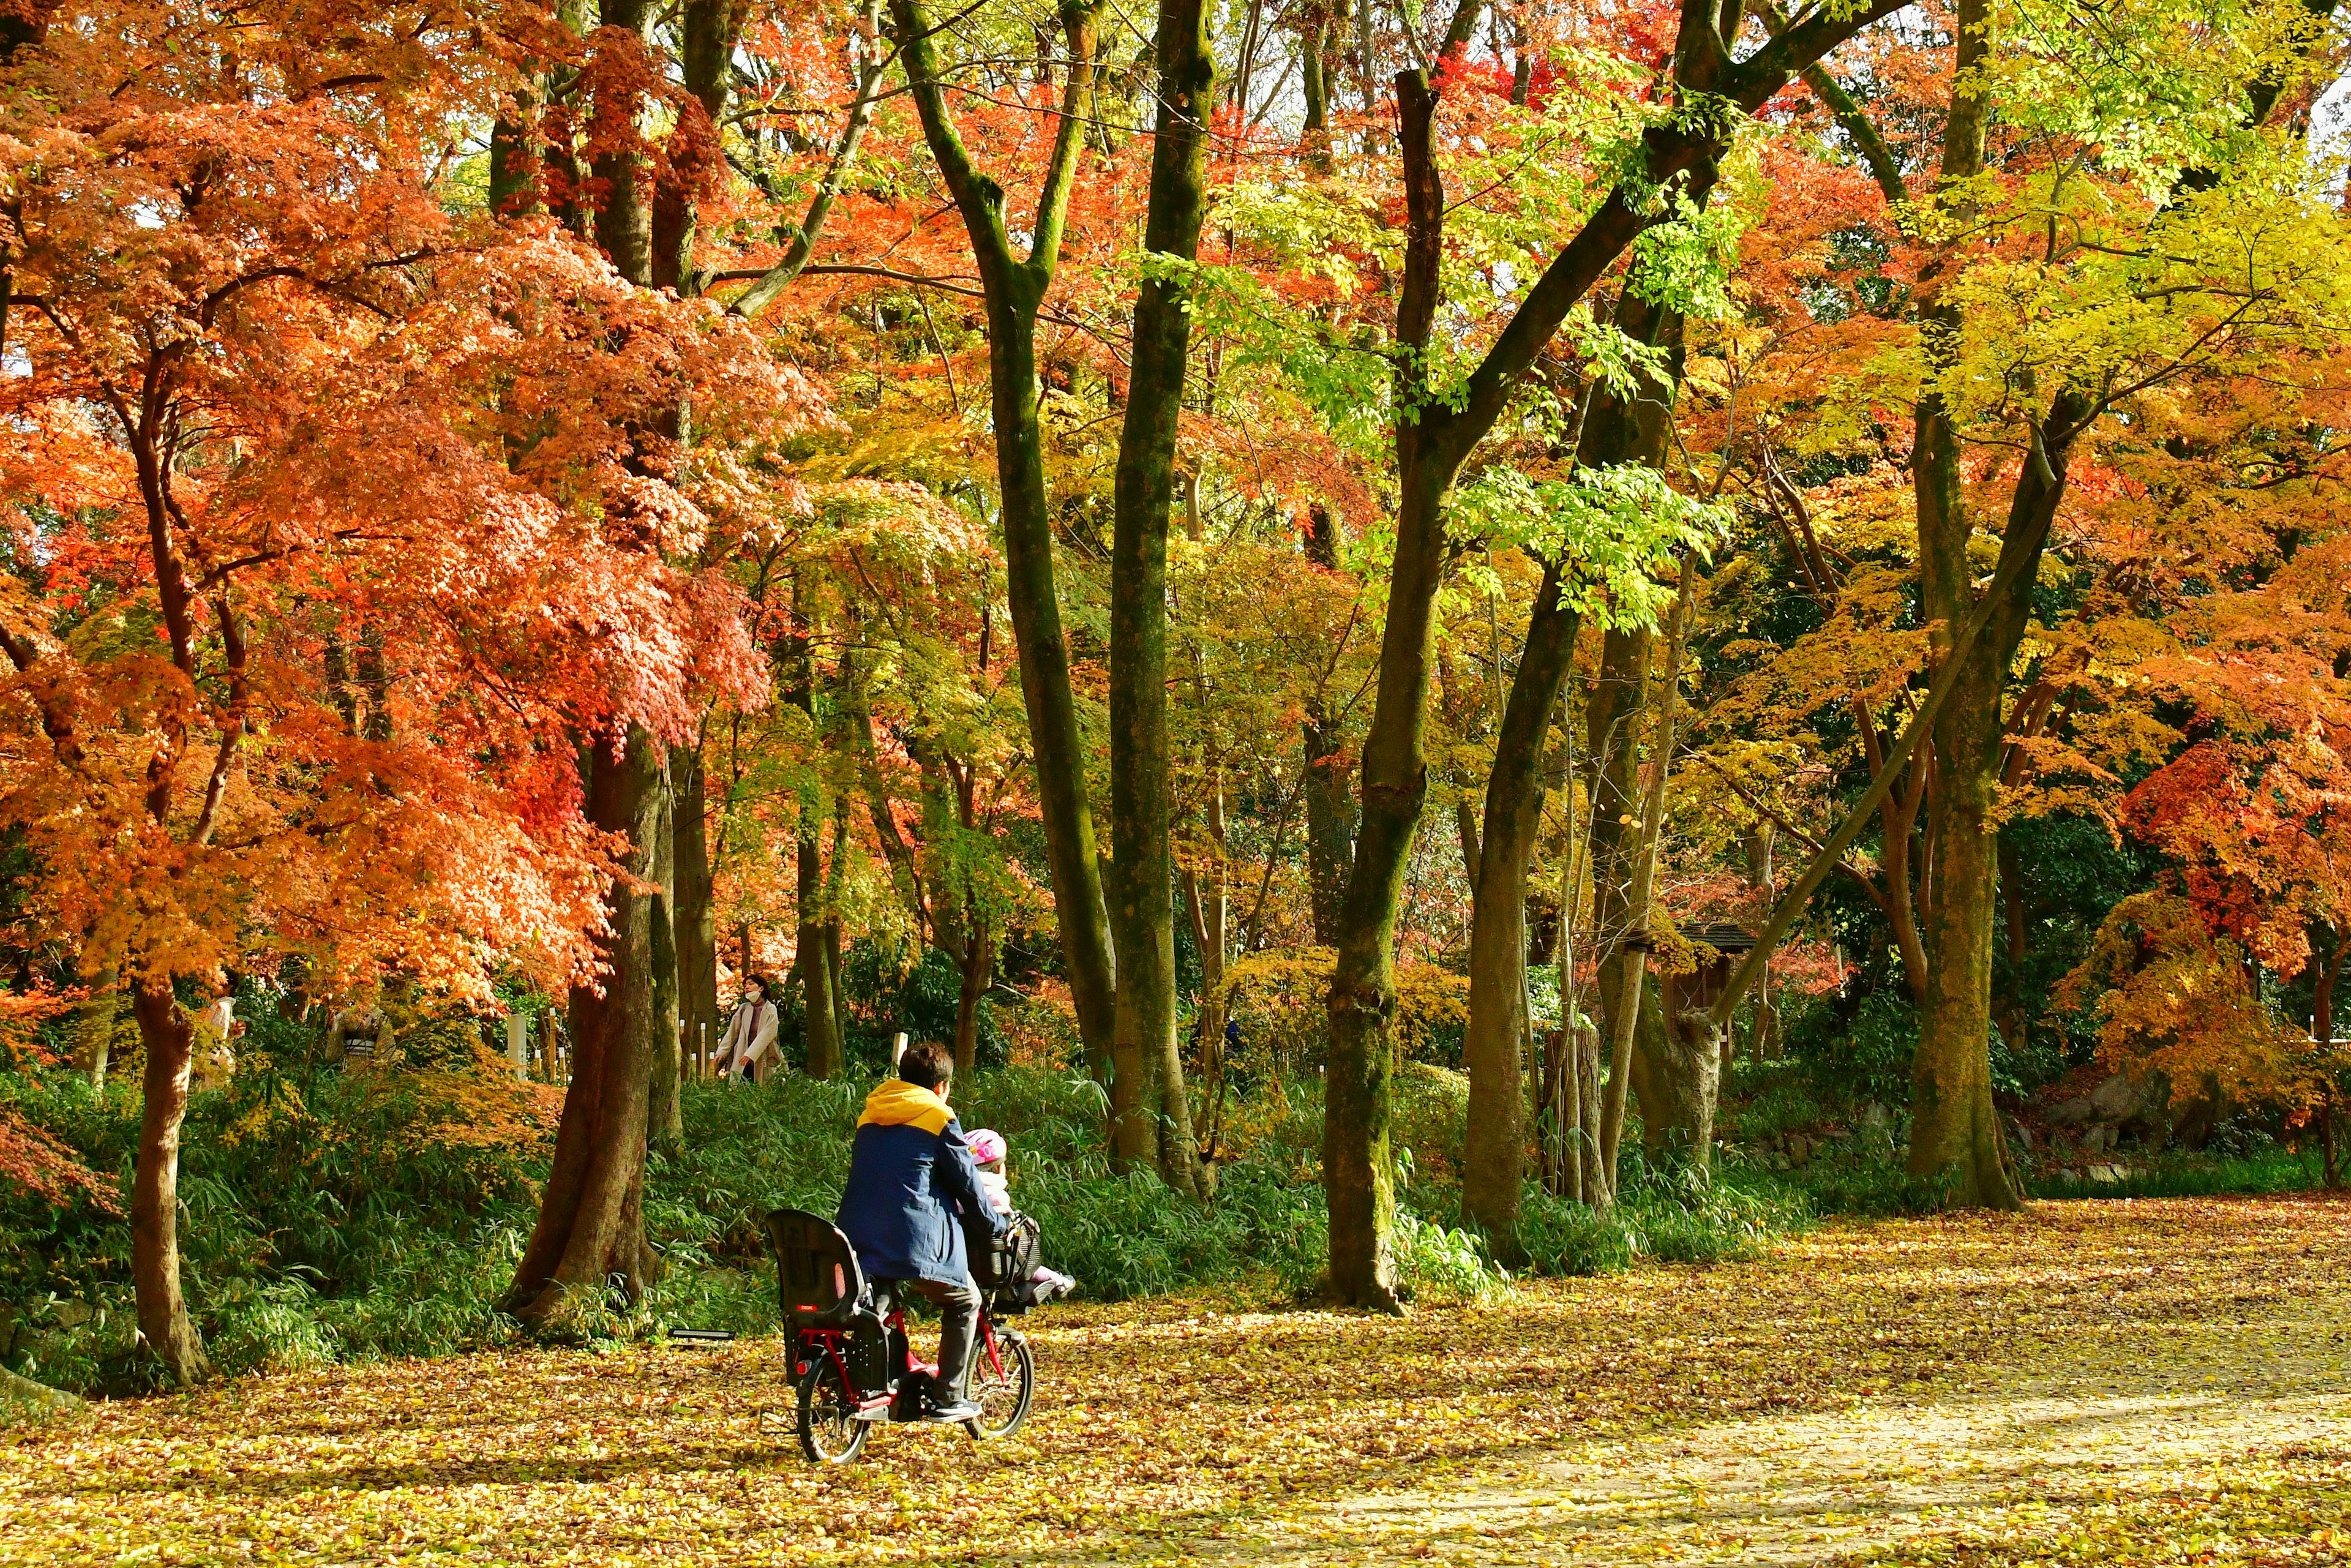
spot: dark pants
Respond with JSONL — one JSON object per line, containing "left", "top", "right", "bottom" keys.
{"left": 882, "top": 1277, "right": 981, "bottom": 1400}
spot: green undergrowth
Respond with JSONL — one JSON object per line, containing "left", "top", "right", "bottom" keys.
{"left": 2023, "top": 1147, "right": 2331, "bottom": 1201}
{"left": 2, "top": 1049, "right": 1827, "bottom": 1395}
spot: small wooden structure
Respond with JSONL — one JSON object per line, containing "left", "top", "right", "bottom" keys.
{"left": 1662, "top": 921, "right": 1758, "bottom": 1018}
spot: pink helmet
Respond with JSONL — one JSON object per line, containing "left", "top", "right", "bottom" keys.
{"left": 966, "top": 1127, "right": 1008, "bottom": 1165}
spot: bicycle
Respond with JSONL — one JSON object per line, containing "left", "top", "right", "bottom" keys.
{"left": 765, "top": 1207, "right": 1038, "bottom": 1465}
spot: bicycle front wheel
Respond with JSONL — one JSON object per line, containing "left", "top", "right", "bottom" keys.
{"left": 964, "top": 1327, "right": 1035, "bottom": 1441}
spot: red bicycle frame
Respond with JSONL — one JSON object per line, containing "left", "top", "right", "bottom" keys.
{"left": 795, "top": 1302, "right": 1003, "bottom": 1417}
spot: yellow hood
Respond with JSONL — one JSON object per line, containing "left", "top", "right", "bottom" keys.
{"left": 858, "top": 1079, "right": 953, "bottom": 1135}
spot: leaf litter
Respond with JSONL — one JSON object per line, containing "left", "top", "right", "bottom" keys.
{"left": 1, "top": 1196, "right": 2345, "bottom": 1566}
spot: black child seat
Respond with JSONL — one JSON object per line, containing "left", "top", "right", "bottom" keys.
{"left": 765, "top": 1207, "right": 867, "bottom": 1327}
{"left": 765, "top": 1208, "right": 894, "bottom": 1400}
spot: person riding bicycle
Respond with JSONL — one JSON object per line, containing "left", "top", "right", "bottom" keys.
{"left": 836, "top": 1040, "right": 1006, "bottom": 1424}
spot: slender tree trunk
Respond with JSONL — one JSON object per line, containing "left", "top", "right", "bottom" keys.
{"left": 798, "top": 831, "right": 844, "bottom": 1078}
{"left": 1996, "top": 838, "right": 2029, "bottom": 1060}
{"left": 507, "top": 727, "right": 664, "bottom": 1325}
{"left": 129, "top": 978, "right": 206, "bottom": 1383}
{"left": 1461, "top": 566, "right": 1581, "bottom": 1258}
{"left": 1108, "top": 0, "right": 1213, "bottom": 1197}
{"left": 953, "top": 916, "right": 992, "bottom": 1074}
{"left": 653, "top": 0, "right": 739, "bottom": 291}
{"left": 1301, "top": 15, "right": 1331, "bottom": 168}
{"left": 1319, "top": 66, "right": 1472, "bottom": 1311}
{"left": 1597, "top": 566, "right": 1695, "bottom": 1204}
{"left": 674, "top": 745, "right": 718, "bottom": 1078}
{"left": 787, "top": 577, "right": 844, "bottom": 1079}
{"left": 648, "top": 764, "right": 684, "bottom": 1147}
{"left": 892, "top": 0, "right": 1120, "bottom": 1089}
{"left": 74, "top": 967, "right": 117, "bottom": 1089}
{"left": 2313, "top": 928, "right": 2344, "bottom": 1047}
{"left": 1586, "top": 620, "right": 1651, "bottom": 1048}
{"left": 1302, "top": 505, "right": 1357, "bottom": 946}
{"left": 1182, "top": 853, "right": 1230, "bottom": 1166}
{"left": 1322, "top": 454, "right": 1451, "bottom": 1312}
{"left": 593, "top": 0, "right": 654, "bottom": 286}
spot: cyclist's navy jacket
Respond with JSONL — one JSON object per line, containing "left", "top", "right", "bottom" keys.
{"left": 836, "top": 1078, "right": 1005, "bottom": 1286}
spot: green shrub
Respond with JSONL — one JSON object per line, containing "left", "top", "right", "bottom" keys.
{"left": 1513, "top": 1160, "right": 1808, "bottom": 1277}
{"left": 2025, "top": 1147, "right": 2324, "bottom": 1200}
{"left": 1722, "top": 1069, "right": 1828, "bottom": 1141}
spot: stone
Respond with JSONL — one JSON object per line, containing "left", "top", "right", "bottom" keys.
{"left": 2088, "top": 1163, "right": 2121, "bottom": 1184}
{"left": 1858, "top": 1101, "right": 1894, "bottom": 1133}
{"left": 1787, "top": 1135, "right": 1812, "bottom": 1166}
{"left": 2048, "top": 1095, "right": 2096, "bottom": 1128}
{"left": 50, "top": 1299, "right": 92, "bottom": 1329}
{"left": 0, "top": 1365, "right": 78, "bottom": 1415}
{"left": 2088, "top": 1068, "right": 2166, "bottom": 1127}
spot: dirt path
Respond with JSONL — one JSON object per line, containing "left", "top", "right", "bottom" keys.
{"left": 3, "top": 1198, "right": 2346, "bottom": 1566}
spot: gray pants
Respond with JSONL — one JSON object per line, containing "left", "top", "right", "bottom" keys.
{"left": 885, "top": 1277, "right": 981, "bottom": 1399}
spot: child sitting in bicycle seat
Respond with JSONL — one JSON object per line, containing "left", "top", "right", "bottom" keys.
{"left": 964, "top": 1128, "right": 1077, "bottom": 1299}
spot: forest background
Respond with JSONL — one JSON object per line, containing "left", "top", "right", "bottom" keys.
{"left": 1, "top": 0, "right": 2349, "bottom": 1396}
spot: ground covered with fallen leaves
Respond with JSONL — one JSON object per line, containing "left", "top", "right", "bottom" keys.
{"left": 5, "top": 1196, "right": 2348, "bottom": 1566}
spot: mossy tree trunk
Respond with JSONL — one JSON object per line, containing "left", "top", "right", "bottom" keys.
{"left": 129, "top": 978, "right": 206, "bottom": 1384}
{"left": 1460, "top": 568, "right": 1581, "bottom": 1258}
{"left": 507, "top": 727, "right": 664, "bottom": 1325}
{"left": 1302, "top": 503, "right": 1357, "bottom": 947}
{"left": 673, "top": 743, "right": 719, "bottom": 1078}
{"left": 1107, "top": 0, "right": 1214, "bottom": 1197}
{"left": 891, "top": 0, "right": 1120, "bottom": 1100}
{"left": 647, "top": 767, "right": 683, "bottom": 1147}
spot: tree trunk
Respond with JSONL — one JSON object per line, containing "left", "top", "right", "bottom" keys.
{"left": 1303, "top": 506, "right": 1357, "bottom": 947}
{"left": 1597, "top": 565, "right": 1695, "bottom": 1206}
{"left": 647, "top": 762, "right": 683, "bottom": 1148}
{"left": 786, "top": 576, "right": 844, "bottom": 1079}
{"left": 892, "top": 0, "right": 1119, "bottom": 1089}
{"left": 1745, "top": 828, "right": 1778, "bottom": 1062}
{"left": 592, "top": 0, "right": 654, "bottom": 286}
{"left": 953, "top": 917, "right": 991, "bottom": 1074}
{"left": 1632, "top": 1003, "right": 1720, "bottom": 1172}
{"left": 129, "top": 978, "right": 207, "bottom": 1383}
{"left": 798, "top": 828, "right": 845, "bottom": 1078}
{"left": 507, "top": 726, "right": 664, "bottom": 1326}
{"left": 2312, "top": 926, "right": 2344, "bottom": 1048}
{"left": 1577, "top": 1021, "right": 1605, "bottom": 1201}
{"left": 1182, "top": 855, "right": 1230, "bottom": 1165}
{"left": 1996, "top": 837, "right": 2029, "bottom": 1061}
{"left": 653, "top": 0, "right": 738, "bottom": 291}
{"left": 1321, "top": 449, "right": 1450, "bottom": 1313}
{"left": 1318, "top": 66, "right": 1474, "bottom": 1311}
{"left": 1107, "top": 0, "right": 1213, "bottom": 1198}
{"left": 1461, "top": 565, "right": 1582, "bottom": 1258}
{"left": 1903, "top": 0, "right": 2031, "bottom": 1211}
{"left": 73, "top": 967, "right": 117, "bottom": 1089}
{"left": 674, "top": 743, "right": 719, "bottom": 1078}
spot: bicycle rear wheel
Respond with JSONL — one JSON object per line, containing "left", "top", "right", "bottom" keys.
{"left": 964, "top": 1327, "right": 1035, "bottom": 1441}
{"left": 797, "top": 1358, "right": 868, "bottom": 1464}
